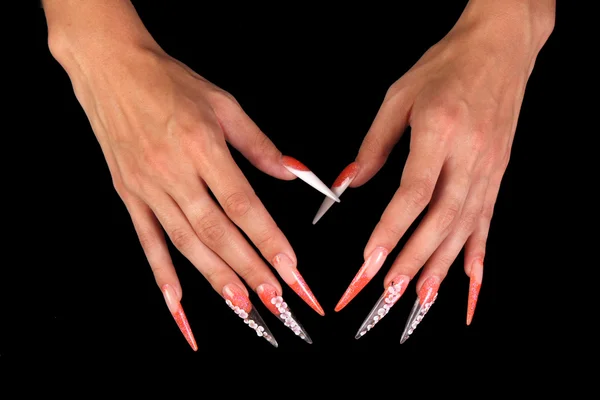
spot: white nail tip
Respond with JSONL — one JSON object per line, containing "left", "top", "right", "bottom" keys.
{"left": 284, "top": 167, "right": 340, "bottom": 202}
{"left": 311, "top": 180, "right": 352, "bottom": 224}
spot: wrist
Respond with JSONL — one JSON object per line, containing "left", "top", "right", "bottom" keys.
{"left": 43, "top": 0, "right": 162, "bottom": 77}
{"left": 452, "top": 0, "right": 555, "bottom": 71}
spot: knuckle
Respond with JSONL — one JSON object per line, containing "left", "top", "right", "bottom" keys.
{"left": 136, "top": 229, "right": 157, "bottom": 253}
{"left": 201, "top": 264, "right": 220, "bottom": 284}
{"left": 254, "top": 228, "right": 275, "bottom": 250}
{"left": 170, "top": 227, "right": 195, "bottom": 251}
{"left": 429, "top": 254, "right": 456, "bottom": 271}
{"left": 223, "top": 191, "right": 252, "bottom": 219}
{"left": 141, "top": 148, "right": 174, "bottom": 183}
{"left": 254, "top": 132, "right": 276, "bottom": 157}
{"left": 236, "top": 261, "right": 260, "bottom": 282}
{"left": 423, "top": 102, "right": 466, "bottom": 141}
{"left": 196, "top": 212, "right": 226, "bottom": 245}
{"left": 458, "top": 208, "right": 480, "bottom": 233}
{"left": 481, "top": 202, "right": 496, "bottom": 221}
{"left": 383, "top": 222, "right": 404, "bottom": 241}
{"left": 406, "top": 179, "right": 435, "bottom": 209}
{"left": 436, "top": 200, "right": 461, "bottom": 233}
{"left": 361, "top": 134, "right": 384, "bottom": 157}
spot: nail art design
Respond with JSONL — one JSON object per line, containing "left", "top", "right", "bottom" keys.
{"left": 313, "top": 162, "right": 359, "bottom": 224}
{"left": 282, "top": 156, "right": 340, "bottom": 202}
{"left": 257, "top": 284, "right": 312, "bottom": 344}
{"left": 355, "top": 275, "right": 409, "bottom": 339}
{"left": 273, "top": 253, "right": 325, "bottom": 316}
{"left": 400, "top": 276, "right": 440, "bottom": 344}
{"left": 223, "top": 284, "right": 278, "bottom": 348}
{"left": 335, "top": 247, "right": 388, "bottom": 312}
{"left": 161, "top": 284, "right": 198, "bottom": 351}
{"left": 467, "top": 260, "right": 484, "bottom": 325}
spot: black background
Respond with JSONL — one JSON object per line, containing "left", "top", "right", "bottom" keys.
{"left": 4, "top": 1, "right": 577, "bottom": 365}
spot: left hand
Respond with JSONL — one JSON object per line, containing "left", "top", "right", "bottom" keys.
{"left": 328, "top": 0, "right": 555, "bottom": 336}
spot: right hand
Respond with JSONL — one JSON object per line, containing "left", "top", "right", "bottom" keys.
{"left": 44, "top": 0, "right": 322, "bottom": 350}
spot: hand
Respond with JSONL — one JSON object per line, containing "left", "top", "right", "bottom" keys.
{"left": 314, "top": 0, "right": 555, "bottom": 340}
{"left": 42, "top": 0, "right": 334, "bottom": 350}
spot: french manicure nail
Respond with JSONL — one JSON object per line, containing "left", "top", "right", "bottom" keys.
{"left": 161, "top": 284, "right": 198, "bottom": 351}
{"left": 313, "top": 162, "right": 359, "bottom": 224}
{"left": 334, "top": 247, "right": 389, "bottom": 312}
{"left": 273, "top": 253, "right": 325, "bottom": 316}
{"left": 355, "top": 275, "right": 410, "bottom": 339}
{"left": 257, "top": 284, "right": 312, "bottom": 344}
{"left": 466, "top": 259, "right": 484, "bottom": 325}
{"left": 400, "top": 276, "right": 440, "bottom": 344}
{"left": 282, "top": 156, "right": 341, "bottom": 202}
{"left": 223, "top": 283, "right": 278, "bottom": 348}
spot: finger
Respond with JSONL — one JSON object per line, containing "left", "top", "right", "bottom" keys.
{"left": 148, "top": 190, "right": 280, "bottom": 347}
{"left": 394, "top": 177, "right": 488, "bottom": 343}
{"left": 196, "top": 148, "right": 325, "bottom": 315}
{"left": 167, "top": 178, "right": 282, "bottom": 292}
{"left": 386, "top": 162, "right": 472, "bottom": 285}
{"left": 355, "top": 176, "right": 488, "bottom": 340}
{"left": 334, "top": 138, "right": 446, "bottom": 311}
{"left": 351, "top": 87, "right": 412, "bottom": 187}
{"left": 121, "top": 193, "right": 198, "bottom": 351}
{"left": 463, "top": 175, "right": 502, "bottom": 325}
{"left": 214, "top": 97, "right": 296, "bottom": 180}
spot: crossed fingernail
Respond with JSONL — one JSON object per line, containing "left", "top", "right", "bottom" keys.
{"left": 282, "top": 156, "right": 341, "bottom": 203}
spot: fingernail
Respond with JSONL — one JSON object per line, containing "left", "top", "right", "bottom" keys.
{"left": 161, "top": 284, "right": 198, "bottom": 351}
{"left": 222, "top": 283, "right": 278, "bottom": 348}
{"left": 334, "top": 247, "right": 388, "bottom": 312}
{"left": 355, "top": 275, "right": 410, "bottom": 339}
{"left": 282, "top": 156, "right": 341, "bottom": 203}
{"left": 313, "top": 162, "right": 359, "bottom": 224}
{"left": 400, "top": 276, "right": 440, "bottom": 344}
{"left": 273, "top": 253, "right": 325, "bottom": 316}
{"left": 257, "top": 284, "right": 312, "bottom": 344}
{"left": 466, "top": 259, "right": 484, "bottom": 325}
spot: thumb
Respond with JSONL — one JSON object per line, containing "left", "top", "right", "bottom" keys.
{"left": 215, "top": 98, "right": 296, "bottom": 181}
{"left": 351, "top": 89, "right": 412, "bottom": 187}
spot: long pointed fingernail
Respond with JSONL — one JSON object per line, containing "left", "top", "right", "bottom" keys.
{"left": 335, "top": 247, "right": 389, "bottom": 312}
{"left": 313, "top": 162, "right": 359, "bottom": 224}
{"left": 257, "top": 284, "right": 312, "bottom": 344}
{"left": 223, "top": 283, "right": 278, "bottom": 348}
{"left": 355, "top": 275, "right": 409, "bottom": 339}
{"left": 161, "top": 284, "right": 198, "bottom": 351}
{"left": 282, "top": 156, "right": 340, "bottom": 202}
{"left": 400, "top": 276, "right": 440, "bottom": 344}
{"left": 273, "top": 253, "right": 325, "bottom": 316}
{"left": 467, "top": 259, "right": 484, "bottom": 325}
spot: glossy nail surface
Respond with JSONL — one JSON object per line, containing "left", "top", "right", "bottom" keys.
{"left": 223, "top": 283, "right": 278, "bottom": 348}
{"left": 257, "top": 284, "right": 312, "bottom": 344}
{"left": 312, "top": 162, "right": 359, "bottom": 224}
{"left": 335, "top": 247, "right": 388, "bottom": 312}
{"left": 466, "top": 260, "right": 483, "bottom": 325}
{"left": 162, "top": 284, "right": 198, "bottom": 351}
{"left": 400, "top": 276, "right": 440, "bottom": 344}
{"left": 273, "top": 253, "right": 325, "bottom": 316}
{"left": 282, "top": 156, "right": 340, "bottom": 202}
{"left": 355, "top": 275, "right": 409, "bottom": 339}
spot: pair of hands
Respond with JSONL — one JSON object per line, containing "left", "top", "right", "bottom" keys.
{"left": 44, "top": 0, "right": 554, "bottom": 349}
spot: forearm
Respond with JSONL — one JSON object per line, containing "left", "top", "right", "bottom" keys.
{"left": 42, "top": 0, "right": 161, "bottom": 75}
